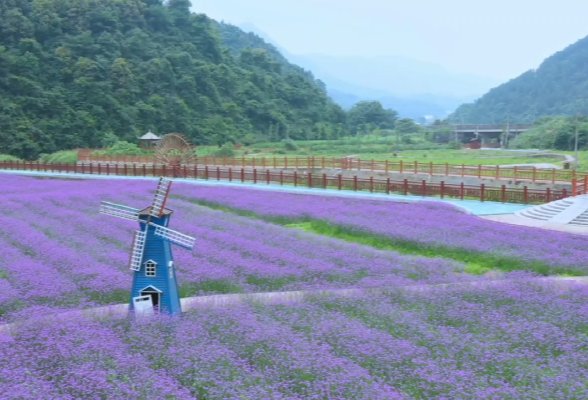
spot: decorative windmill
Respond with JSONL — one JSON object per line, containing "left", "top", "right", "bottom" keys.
{"left": 99, "top": 177, "right": 195, "bottom": 315}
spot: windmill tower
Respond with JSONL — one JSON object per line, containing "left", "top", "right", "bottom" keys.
{"left": 99, "top": 177, "right": 195, "bottom": 315}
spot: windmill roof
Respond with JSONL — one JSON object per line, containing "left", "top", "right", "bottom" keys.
{"left": 138, "top": 207, "right": 174, "bottom": 216}
{"left": 138, "top": 131, "right": 161, "bottom": 140}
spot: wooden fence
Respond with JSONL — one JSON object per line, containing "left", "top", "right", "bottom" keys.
{"left": 77, "top": 152, "right": 585, "bottom": 184}
{"left": 1, "top": 161, "right": 582, "bottom": 205}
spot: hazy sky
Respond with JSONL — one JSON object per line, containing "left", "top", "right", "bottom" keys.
{"left": 193, "top": 0, "right": 588, "bottom": 81}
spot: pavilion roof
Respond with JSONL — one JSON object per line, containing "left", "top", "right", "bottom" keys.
{"left": 138, "top": 131, "right": 161, "bottom": 140}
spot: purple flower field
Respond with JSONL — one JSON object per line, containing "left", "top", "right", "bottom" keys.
{"left": 2, "top": 278, "right": 587, "bottom": 399}
{"left": 0, "top": 173, "right": 469, "bottom": 321}
{"left": 172, "top": 184, "right": 588, "bottom": 273}
{"left": 2, "top": 173, "right": 588, "bottom": 398}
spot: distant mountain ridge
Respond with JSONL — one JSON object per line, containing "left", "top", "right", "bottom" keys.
{"left": 237, "top": 23, "right": 498, "bottom": 119}
{"left": 450, "top": 34, "right": 588, "bottom": 123}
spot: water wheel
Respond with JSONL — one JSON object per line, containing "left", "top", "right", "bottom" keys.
{"left": 153, "top": 133, "right": 197, "bottom": 167}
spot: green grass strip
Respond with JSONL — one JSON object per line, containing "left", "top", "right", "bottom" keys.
{"left": 173, "top": 196, "right": 585, "bottom": 277}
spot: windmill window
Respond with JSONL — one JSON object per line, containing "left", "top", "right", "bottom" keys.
{"left": 145, "top": 260, "right": 157, "bottom": 277}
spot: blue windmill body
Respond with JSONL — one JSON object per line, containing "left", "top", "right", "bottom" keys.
{"left": 99, "top": 178, "right": 195, "bottom": 315}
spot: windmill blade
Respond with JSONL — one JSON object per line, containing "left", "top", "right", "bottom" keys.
{"left": 151, "top": 224, "right": 195, "bottom": 250}
{"left": 129, "top": 230, "right": 147, "bottom": 271}
{"left": 149, "top": 177, "right": 173, "bottom": 218}
{"left": 100, "top": 201, "right": 140, "bottom": 221}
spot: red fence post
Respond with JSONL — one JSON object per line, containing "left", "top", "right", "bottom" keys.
{"left": 524, "top": 186, "right": 529, "bottom": 204}
{"left": 460, "top": 182, "right": 465, "bottom": 200}
{"left": 216, "top": 167, "right": 220, "bottom": 181}
{"left": 532, "top": 167, "right": 537, "bottom": 183}
{"left": 294, "top": 171, "right": 298, "bottom": 187}
{"left": 98, "top": 164, "right": 102, "bottom": 175}
{"left": 477, "top": 164, "right": 482, "bottom": 179}
{"left": 584, "top": 175, "right": 588, "bottom": 194}
{"left": 480, "top": 184, "right": 485, "bottom": 202}
{"left": 440, "top": 181, "right": 445, "bottom": 199}
{"left": 546, "top": 187, "right": 551, "bottom": 203}
{"left": 323, "top": 173, "right": 327, "bottom": 189}
{"left": 563, "top": 188, "right": 568, "bottom": 198}
{"left": 253, "top": 169, "right": 257, "bottom": 184}
{"left": 266, "top": 169, "right": 270, "bottom": 184}
{"left": 399, "top": 160, "right": 404, "bottom": 174}
{"left": 280, "top": 171, "right": 284, "bottom": 185}
{"left": 421, "top": 180, "right": 426, "bottom": 196}
{"left": 572, "top": 179, "right": 577, "bottom": 196}
{"left": 501, "top": 185, "right": 506, "bottom": 203}
{"left": 241, "top": 168, "right": 245, "bottom": 182}
{"left": 308, "top": 172, "right": 313, "bottom": 188}
{"left": 386, "top": 178, "right": 391, "bottom": 194}
{"left": 229, "top": 167, "right": 233, "bottom": 182}
{"left": 403, "top": 179, "right": 408, "bottom": 195}
{"left": 124, "top": 164, "right": 127, "bottom": 176}
{"left": 205, "top": 166, "right": 209, "bottom": 180}
{"left": 273, "top": 157, "right": 277, "bottom": 169}
{"left": 369, "top": 177, "right": 374, "bottom": 192}
{"left": 353, "top": 175, "right": 358, "bottom": 191}
{"left": 142, "top": 164, "right": 146, "bottom": 177}
{"left": 106, "top": 164, "right": 110, "bottom": 175}
{"left": 338, "top": 174, "right": 342, "bottom": 190}
{"left": 162, "top": 164, "right": 166, "bottom": 177}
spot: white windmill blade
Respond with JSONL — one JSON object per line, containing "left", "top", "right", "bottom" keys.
{"left": 149, "top": 177, "right": 173, "bottom": 218}
{"left": 129, "top": 230, "right": 147, "bottom": 271}
{"left": 100, "top": 201, "right": 140, "bottom": 221}
{"left": 151, "top": 224, "right": 195, "bottom": 250}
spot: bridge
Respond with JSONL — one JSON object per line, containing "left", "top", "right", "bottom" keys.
{"left": 426, "top": 124, "right": 534, "bottom": 147}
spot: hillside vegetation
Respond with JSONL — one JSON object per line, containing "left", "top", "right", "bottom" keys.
{"left": 450, "top": 35, "right": 588, "bottom": 124}
{"left": 0, "top": 0, "right": 348, "bottom": 159}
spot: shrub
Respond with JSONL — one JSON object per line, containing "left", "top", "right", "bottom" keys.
{"left": 0, "top": 154, "right": 22, "bottom": 162}
{"left": 212, "top": 143, "right": 235, "bottom": 158}
{"left": 282, "top": 138, "right": 299, "bottom": 151}
{"left": 39, "top": 150, "right": 78, "bottom": 164}
{"left": 104, "top": 141, "right": 144, "bottom": 155}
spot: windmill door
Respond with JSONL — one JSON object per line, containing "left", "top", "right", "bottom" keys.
{"left": 140, "top": 286, "right": 162, "bottom": 312}
{"left": 132, "top": 295, "right": 154, "bottom": 316}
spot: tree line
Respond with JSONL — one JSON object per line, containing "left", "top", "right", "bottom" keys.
{"left": 0, "top": 0, "right": 399, "bottom": 159}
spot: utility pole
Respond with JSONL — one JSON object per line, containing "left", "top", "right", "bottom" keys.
{"left": 574, "top": 114, "right": 579, "bottom": 169}
{"left": 504, "top": 114, "right": 511, "bottom": 149}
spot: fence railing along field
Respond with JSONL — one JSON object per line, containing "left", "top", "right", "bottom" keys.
{"left": 78, "top": 152, "right": 586, "bottom": 184}
{"left": 2, "top": 161, "right": 584, "bottom": 205}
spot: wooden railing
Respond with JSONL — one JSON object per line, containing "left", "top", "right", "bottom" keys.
{"left": 1, "top": 161, "right": 579, "bottom": 205}
{"left": 76, "top": 153, "right": 586, "bottom": 184}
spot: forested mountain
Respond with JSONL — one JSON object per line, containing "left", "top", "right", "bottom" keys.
{"left": 0, "top": 0, "right": 346, "bottom": 159}
{"left": 450, "top": 35, "right": 588, "bottom": 124}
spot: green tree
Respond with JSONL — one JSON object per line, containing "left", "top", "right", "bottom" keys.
{"left": 347, "top": 101, "right": 398, "bottom": 136}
